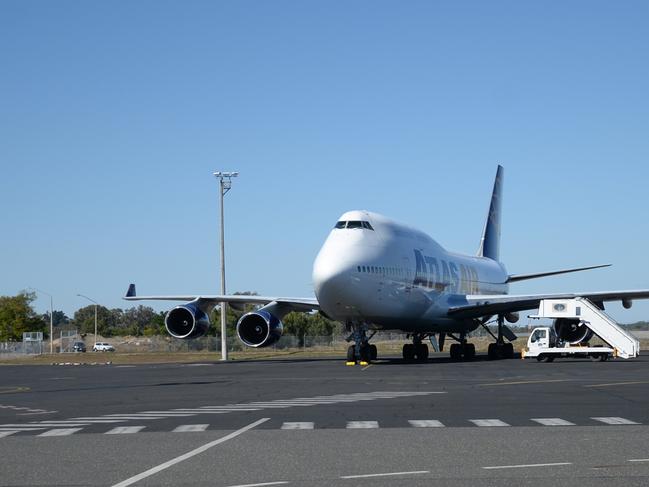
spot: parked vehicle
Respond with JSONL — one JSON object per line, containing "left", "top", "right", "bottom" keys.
{"left": 72, "top": 341, "right": 86, "bottom": 352}
{"left": 92, "top": 342, "right": 115, "bottom": 352}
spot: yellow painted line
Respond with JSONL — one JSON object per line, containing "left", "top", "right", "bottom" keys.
{"left": 362, "top": 364, "right": 373, "bottom": 371}
{"left": 0, "top": 387, "right": 30, "bottom": 394}
{"left": 584, "top": 381, "right": 649, "bottom": 388}
{"left": 478, "top": 379, "right": 570, "bottom": 387}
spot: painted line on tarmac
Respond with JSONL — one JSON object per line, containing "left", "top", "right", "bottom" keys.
{"left": 361, "top": 364, "right": 373, "bottom": 371}
{"left": 341, "top": 470, "right": 429, "bottom": 479}
{"left": 483, "top": 462, "right": 572, "bottom": 470}
{"left": 478, "top": 379, "right": 570, "bottom": 387}
{"left": 584, "top": 381, "right": 649, "bottom": 388}
{"left": 110, "top": 418, "right": 270, "bottom": 487}
{"left": 628, "top": 459, "right": 649, "bottom": 462}
{"left": 0, "top": 387, "right": 30, "bottom": 394}
{"left": 225, "top": 482, "right": 289, "bottom": 487}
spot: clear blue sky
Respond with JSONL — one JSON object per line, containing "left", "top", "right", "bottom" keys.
{"left": 1, "top": 1, "right": 648, "bottom": 323}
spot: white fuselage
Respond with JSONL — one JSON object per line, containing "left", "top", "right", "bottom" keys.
{"left": 312, "top": 210, "right": 509, "bottom": 333}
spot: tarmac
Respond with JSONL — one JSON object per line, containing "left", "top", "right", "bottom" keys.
{"left": 1, "top": 352, "right": 648, "bottom": 486}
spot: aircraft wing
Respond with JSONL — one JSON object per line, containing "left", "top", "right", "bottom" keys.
{"left": 447, "top": 289, "right": 649, "bottom": 319}
{"left": 123, "top": 284, "right": 320, "bottom": 312}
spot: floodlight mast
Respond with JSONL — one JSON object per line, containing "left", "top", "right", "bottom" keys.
{"left": 213, "top": 171, "right": 238, "bottom": 361}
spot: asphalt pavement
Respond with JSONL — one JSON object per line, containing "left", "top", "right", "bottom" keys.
{"left": 1, "top": 353, "right": 648, "bottom": 486}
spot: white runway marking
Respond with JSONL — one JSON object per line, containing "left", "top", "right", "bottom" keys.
{"left": 408, "top": 420, "right": 444, "bottom": 428}
{"left": 483, "top": 462, "right": 572, "bottom": 470}
{"left": 469, "top": 419, "right": 509, "bottom": 427}
{"left": 592, "top": 417, "right": 639, "bottom": 425}
{"left": 531, "top": 418, "right": 575, "bottom": 426}
{"left": 281, "top": 422, "right": 314, "bottom": 430}
{"left": 341, "top": 470, "right": 429, "bottom": 479}
{"left": 224, "top": 482, "right": 289, "bottom": 487}
{"left": 346, "top": 421, "right": 379, "bottom": 429}
{"left": 173, "top": 424, "right": 209, "bottom": 433}
{"left": 38, "top": 428, "right": 82, "bottom": 437}
{"left": 105, "top": 426, "right": 146, "bottom": 435}
{"left": 110, "top": 418, "right": 269, "bottom": 487}
{"left": 628, "top": 459, "right": 649, "bottom": 462}
{"left": 0, "top": 431, "right": 17, "bottom": 438}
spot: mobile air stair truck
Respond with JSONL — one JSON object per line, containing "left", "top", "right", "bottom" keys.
{"left": 522, "top": 298, "right": 640, "bottom": 362}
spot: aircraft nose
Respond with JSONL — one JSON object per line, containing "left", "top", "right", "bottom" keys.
{"left": 312, "top": 256, "right": 352, "bottom": 303}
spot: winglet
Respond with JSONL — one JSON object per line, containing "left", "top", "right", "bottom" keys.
{"left": 125, "top": 283, "right": 136, "bottom": 298}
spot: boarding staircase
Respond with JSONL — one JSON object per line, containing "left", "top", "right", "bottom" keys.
{"left": 536, "top": 297, "right": 640, "bottom": 359}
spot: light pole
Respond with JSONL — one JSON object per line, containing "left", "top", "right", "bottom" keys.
{"left": 77, "top": 294, "right": 98, "bottom": 345}
{"left": 213, "top": 171, "right": 238, "bottom": 361}
{"left": 31, "top": 288, "right": 53, "bottom": 354}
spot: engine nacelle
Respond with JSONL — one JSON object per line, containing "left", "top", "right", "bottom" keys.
{"left": 553, "top": 318, "right": 593, "bottom": 345}
{"left": 505, "top": 312, "right": 519, "bottom": 324}
{"left": 236, "top": 310, "right": 283, "bottom": 348}
{"left": 165, "top": 302, "right": 210, "bottom": 339}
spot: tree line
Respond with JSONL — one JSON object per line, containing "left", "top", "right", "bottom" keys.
{"left": 0, "top": 291, "right": 342, "bottom": 342}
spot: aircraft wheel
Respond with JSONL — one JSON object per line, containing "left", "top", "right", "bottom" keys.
{"left": 504, "top": 342, "right": 515, "bottom": 359}
{"left": 463, "top": 343, "right": 476, "bottom": 360}
{"left": 402, "top": 344, "right": 415, "bottom": 361}
{"left": 487, "top": 343, "right": 498, "bottom": 360}
{"left": 449, "top": 343, "right": 461, "bottom": 360}
{"left": 346, "top": 346, "right": 355, "bottom": 362}
{"left": 370, "top": 344, "right": 378, "bottom": 361}
{"left": 416, "top": 344, "right": 429, "bottom": 361}
{"left": 359, "top": 344, "right": 372, "bottom": 363}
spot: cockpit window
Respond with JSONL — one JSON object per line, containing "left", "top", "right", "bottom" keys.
{"left": 333, "top": 220, "right": 375, "bottom": 230}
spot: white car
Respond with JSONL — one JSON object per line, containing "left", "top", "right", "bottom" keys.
{"left": 92, "top": 342, "right": 115, "bottom": 352}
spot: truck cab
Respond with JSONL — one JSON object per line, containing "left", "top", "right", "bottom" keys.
{"left": 528, "top": 327, "right": 557, "bottom": 350}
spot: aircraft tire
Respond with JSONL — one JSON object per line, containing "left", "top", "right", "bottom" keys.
{"left": 346, "top": 346, "right": 355, "bottom": 362}
{"left": 416, "top": 344, "right": 429, "bottom": 361}
{"left": 449, "top": 343, "right": 461, "bottom": 360}
{"left": 463, "top": 343, "right": 476, "bottom": 360}
{"left": 487, "top": 343, "right": 498, "bottom": 360}
{"left": 504, "top": 342, "right": 515, "bottom": 359}
{"left": 402, "top": 344, "right": 415, "bottom": 361}
{"left": 370, "top": 344, "right": 378, "bottom": 361}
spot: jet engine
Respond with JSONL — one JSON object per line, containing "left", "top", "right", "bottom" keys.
{"left": 165, "top": 302, "right": 210, "bottom": 339}
{"left": 553, "top": 318, "right": 593, "bottom": 345}
{"left": 236, "top": 309, "right": 283, "bottom": 348}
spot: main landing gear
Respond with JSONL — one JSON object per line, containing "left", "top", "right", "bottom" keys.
{"left": 484, "top": 315, "right": 515, "bottom": 360}
{"left": 445, "top": 332, "right": 476, "bottom": 361}
{"left": 345, "top": 323, "right": 376, "bottom": 366}
{"left": 402, "top": 334, "right": 429, "bottom": 362}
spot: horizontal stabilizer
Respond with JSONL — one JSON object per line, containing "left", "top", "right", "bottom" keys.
{"left": 507, "top": 264, "right": 610, "bottom": 283}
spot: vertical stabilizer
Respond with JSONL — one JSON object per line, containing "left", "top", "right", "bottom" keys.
{"left": 477, "top": 165, "right": 504, "bottom": 261}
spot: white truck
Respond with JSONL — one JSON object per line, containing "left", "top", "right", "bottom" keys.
{"left": 522, "top": 298, "right": 640, "bottom": 362}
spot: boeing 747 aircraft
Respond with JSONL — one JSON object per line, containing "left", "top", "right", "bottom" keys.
{"left": 124, "top": 166, "right": 649, "bottom": 363}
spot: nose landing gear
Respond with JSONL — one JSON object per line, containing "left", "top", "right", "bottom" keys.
{"left": 345, "top": 323, "right": 376, "bottom": 365}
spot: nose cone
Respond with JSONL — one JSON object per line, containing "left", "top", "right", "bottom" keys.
{"left": 312, "top": 248, "right": 352, "bottom": 308}
{"left": 312, "top": 236, "right": 367, "bottom": 320}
